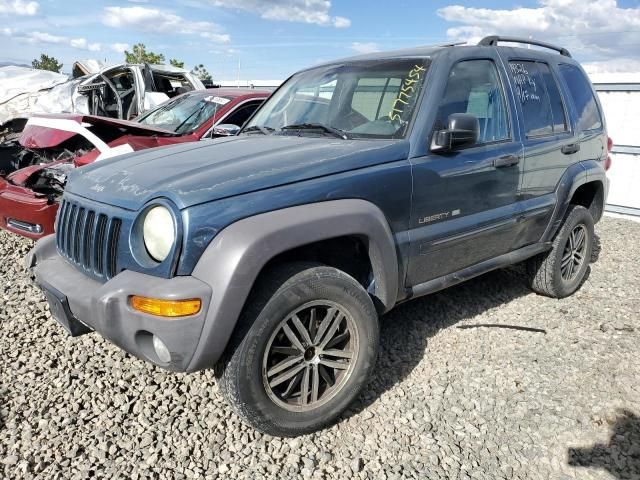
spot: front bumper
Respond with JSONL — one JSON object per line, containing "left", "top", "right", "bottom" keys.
{"left": 29, "top": 235, "right": 213, "bottom": 372}
{"left": 0, "top": 176, "right": 57, "bottom": 239}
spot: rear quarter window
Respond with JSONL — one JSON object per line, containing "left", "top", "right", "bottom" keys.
{"left": 559, "top": 64, "right": 603, "bottom": 132}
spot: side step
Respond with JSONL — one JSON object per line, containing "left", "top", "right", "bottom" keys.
{"left": 405, "top": 242, "right": 551, "bottom": 301}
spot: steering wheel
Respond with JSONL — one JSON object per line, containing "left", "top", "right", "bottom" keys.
{"left": 339, "top": 109, "right": 368, "bottom": 131}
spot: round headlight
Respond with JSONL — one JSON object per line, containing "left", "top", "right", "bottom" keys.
{"left": 143, "top": 206, "right": 175, "bottom": 262}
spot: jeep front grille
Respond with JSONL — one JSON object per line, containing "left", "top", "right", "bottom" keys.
{"left": 56, "top": 199, "right": 122, "bottom": 281}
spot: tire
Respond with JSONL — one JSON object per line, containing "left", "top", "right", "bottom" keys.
{"left": 220, "top": 262, "right": 379, "bottom": 437}
{"left": 527, "top": 205, "right": 594, "bottom": 298}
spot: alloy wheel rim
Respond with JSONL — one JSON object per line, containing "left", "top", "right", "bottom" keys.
{"left": 561, "top": 224, "right": 587, "bottom": 281}
{"left": 262, "top": 300, "right": 359, "bottom": 412}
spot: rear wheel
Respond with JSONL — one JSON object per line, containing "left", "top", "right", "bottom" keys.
{"left": 220, "top": 262, "right": 379, "bottom": 436}
{"left": 527, "top": 205, "right": 594, "bottom": 298}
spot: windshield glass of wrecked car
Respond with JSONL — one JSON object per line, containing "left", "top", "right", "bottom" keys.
{"left": 136, "top": 93, "right": 232, "bottom": 134}
{"left": 244, "top": 59, "right": 430, "bottom": 139}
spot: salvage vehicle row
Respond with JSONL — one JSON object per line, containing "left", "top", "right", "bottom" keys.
{"left": 0, "top": 89, "right": 268, "bottom": 238}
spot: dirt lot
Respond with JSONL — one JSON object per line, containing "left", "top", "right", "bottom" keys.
{"left": 1, "top": 217, "right": 639, "bottom": 479}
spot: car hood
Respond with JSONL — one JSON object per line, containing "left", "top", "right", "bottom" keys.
{"left": 20, "top": 114, "right": 178, "bottom": 149}
{"left": 66, "top": 135, "right": 410, "bottom": 210}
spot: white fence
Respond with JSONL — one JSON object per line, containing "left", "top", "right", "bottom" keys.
{"left": 592, "top": 73, "right": 640, "bottom": 217}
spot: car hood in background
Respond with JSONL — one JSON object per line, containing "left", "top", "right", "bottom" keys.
{"left": 19, "top": 114, "right": 179, "bottom": 149}
{"left": 66, "top": 135, "right": 410, "bottom": 210}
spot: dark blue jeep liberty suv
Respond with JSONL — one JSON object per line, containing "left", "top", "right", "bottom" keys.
{"left": 29, "top": 36, "right": 610, "bottom": 436}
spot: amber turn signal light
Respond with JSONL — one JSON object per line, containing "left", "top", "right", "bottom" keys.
{"left": 130, "top": 296, "right": 201, "bottom": 317}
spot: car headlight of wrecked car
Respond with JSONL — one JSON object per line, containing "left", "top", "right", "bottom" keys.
{"left": 142, "top": 205, "right": 175, "bottom": 262}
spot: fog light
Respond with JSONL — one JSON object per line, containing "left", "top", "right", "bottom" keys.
{"left": 130, "top": 296, "right": 201, "bottom": 317}
{"left": 153, "top": 335, "right": 171, "bottom": 363}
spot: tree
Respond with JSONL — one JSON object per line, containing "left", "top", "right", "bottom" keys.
{"left": 191, "top": 64, "right": 212, "bottom": 81}
{"left": 32, "top": 54, "right": 63, "bottom": 73}
{"left": 169, "top": 59, "right": 184, "bottom": 68}
{"left": 124, "top": 43, "right": 165, "bottom": 64}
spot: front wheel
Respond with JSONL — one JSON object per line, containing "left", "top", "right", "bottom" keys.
{"left": 220, "top": 262, "right": 379, "bottom": 437}
{"left": 527, "top": 205, "right": 594, "bottom": 298}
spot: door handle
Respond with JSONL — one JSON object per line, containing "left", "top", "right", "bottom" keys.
{"left": 494, "top": 154, "right": 520, "bottom": 168}
{"left": 561, "top": 143, "right": 580, "bottom": 155}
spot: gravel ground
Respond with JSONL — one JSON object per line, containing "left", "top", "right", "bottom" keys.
{"left": 1, "top": 217, "right": 639, "bottom": 480}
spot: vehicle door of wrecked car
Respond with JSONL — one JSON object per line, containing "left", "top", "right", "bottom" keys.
{"left": 407, "top": 54, "right": 523, "bottom": 286}
{"left": 79, "top": 66, "right": 143, "bottom": 120}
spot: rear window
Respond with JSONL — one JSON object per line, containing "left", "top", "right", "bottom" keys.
{"left": 559, "top": 64, "right": 603, "bottom": 132}
{"left": 508, "top": 61, "right": 568, "bottom": 137}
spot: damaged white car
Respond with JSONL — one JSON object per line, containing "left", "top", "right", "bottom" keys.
{"left": 0, "top": 63, "right": 205, "bottom": 127}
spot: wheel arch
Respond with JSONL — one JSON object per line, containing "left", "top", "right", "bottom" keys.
{"left": 543, "top": 161, "right": 606, "bottom": 242}
{"left": 570, "top": 180, "right": 605, "bottom": 223}
{"left": 186, "top": 199, "right": 399, "bottom": 372}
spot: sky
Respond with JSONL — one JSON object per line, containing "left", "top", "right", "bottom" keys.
{"left": 1, "top": 0, "right": 640, "bottom": 79}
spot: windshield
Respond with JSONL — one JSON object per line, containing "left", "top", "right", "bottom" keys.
{"left": 136, "top": 93, "right": 233, "bottom": 134}
{"left": 244, "top": 58, "right": 430, "bottom": 139}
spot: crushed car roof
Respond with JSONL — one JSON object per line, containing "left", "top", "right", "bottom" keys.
{"left": 0, "top": 66, "right": 69, "bottom": 105}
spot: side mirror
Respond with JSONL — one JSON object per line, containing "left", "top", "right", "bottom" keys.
{"left": 211, "top": 124, "right": 240, "bottom": 137}
{"left": 432, "top": 113, "right": 479, "bottom": 152}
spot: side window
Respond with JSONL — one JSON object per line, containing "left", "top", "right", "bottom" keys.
{"left": 437, "top": 59, "right": 509, "bottom": 144}
{"left": 351, "top": 77, "right": 402, "bottom": 122}
{"left": 509, "top": 61, "right": 551, "bottom": 136}
{"left": 559, "top": 64, "right": 603, "bottom": 132}
{"left": 509, "top": 61, "right": 568, "bottom": 137}
{"left": 223, "top": 101, "right": 264, "bottom": 127}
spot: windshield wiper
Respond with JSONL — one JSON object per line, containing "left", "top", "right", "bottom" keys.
{"left": 281, "top": 123, "right": 351, "bottom": 139}
{"left": 243, "top": 125, "right": 274, "bottom": 135}
{"left": 174, "top": 102, "right": 209, "bottom": 134}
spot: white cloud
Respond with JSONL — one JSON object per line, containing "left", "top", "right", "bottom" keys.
{"left": 350, "top": 42, "right": 380, "bottom": 54}
{"left": 438, "top": 0, "right": 640, "bottom": 60}
{"left": 22, "top": 31, "right": 102, "bottom": 52}
{"left": 333, "top": 16, "right": 351, "bottom": 29}
{"left": 70, "top": 38, "right": 101, "bottom": 52}
{"left": 200, "top": 31, "right": 231, "bottom": 43}
{"left": 211, "top": 0, "right": 351, "bottom": 28}
{"left": 25, "top": 31, "right": 67, "bottom": 45}
{"left": 111, "top": 43, "right": 130, "bottom": 53}
{"left": 0, "top": 0, "right": 39, "bottom": 16}
{"left": 583, "top": 58, "right": 640, "bottom": 74}
{"left": 103, "top": 6, "right": 230, "bottom": 43}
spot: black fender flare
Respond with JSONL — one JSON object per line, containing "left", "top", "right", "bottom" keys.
{"left": 542, "top": 160, "right": 606, "bottom": 242}
{"left": 187, "top": 199, "right": 399, "bottom": 372}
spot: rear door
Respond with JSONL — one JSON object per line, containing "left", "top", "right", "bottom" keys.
{"left": 502, "top": 59, "right": 576, "bottom": 247}
{"left": 407, "top": 56, "right": 522, "bottom": 285}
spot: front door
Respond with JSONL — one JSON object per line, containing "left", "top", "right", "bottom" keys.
{"left": 407, "top": 57, "right": 522, "bottom": 286}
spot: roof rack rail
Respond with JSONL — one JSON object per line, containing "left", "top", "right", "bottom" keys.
{"left": 437, "top": 41, "right": 467, "bottom": 48}
{"left": 478, "top": 35, "right": 572, "bottom": 58}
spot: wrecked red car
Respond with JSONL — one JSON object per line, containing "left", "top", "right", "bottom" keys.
{"left": 0, "top": 88, "right": 268, "bottom": 239}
